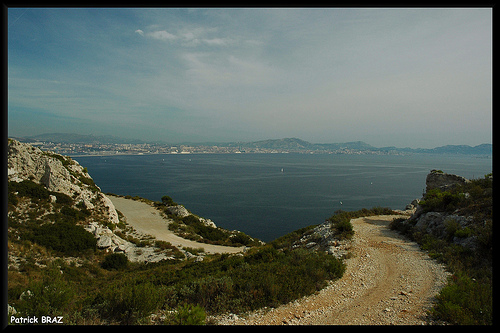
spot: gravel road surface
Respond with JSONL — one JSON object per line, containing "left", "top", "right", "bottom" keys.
{"left": 215, "top": 215, "right": 450, "bottom": 325}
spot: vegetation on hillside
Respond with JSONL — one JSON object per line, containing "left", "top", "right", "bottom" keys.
{"left": 10, "top": 147, "right": 489, "bottom": 325}
{"left": 9, "top": 178, "right": 400, "bottom": 326}
{"left": 8, "top": 237, "right": 345, "bottom": 324}
{"left": 390, "top": 173, "right": 492, "bottom": 325}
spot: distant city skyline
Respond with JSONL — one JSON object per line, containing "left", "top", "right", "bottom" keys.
{"left": 8, "top": 8, "right": 492, "bottom": 148}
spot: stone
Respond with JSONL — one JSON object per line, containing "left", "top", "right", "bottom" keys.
{"left": 426, "top": 170, "right": 469, "bottom": 192}
{"left": 97, "top": 236, "right": 113, "bottom": 248}
{"left": 8, "top": 304, "right": 17, "bottom": 316}
{"left": 167, "top": 205, "right": 190, "bottom": 218}
{"left": 199, "top": 217, "right": 217, "bottom": 228}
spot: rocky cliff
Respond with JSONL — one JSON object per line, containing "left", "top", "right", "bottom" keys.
{"left": 7, "top": 139, "right": 174, "bottom": 263}
{"left": 425, "top": 169, "right": 470, "bottom": 192}
{"left": 8, "top": 138, "right": 119, "bottom": 224}
{"left": 396, "top": 170, "right": 491, "bottom": 253}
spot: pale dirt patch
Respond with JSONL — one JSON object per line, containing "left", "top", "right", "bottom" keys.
{"left": 109, "top": 196, "right": 245, "bottom": 254}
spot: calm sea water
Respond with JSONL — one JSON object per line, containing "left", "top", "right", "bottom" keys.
{"left": 74, "top": 153, "right": 492, "bottom": 242}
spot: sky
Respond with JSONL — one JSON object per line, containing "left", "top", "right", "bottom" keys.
{"left": 8, "top": 8, "right": 492, "bottom": 148}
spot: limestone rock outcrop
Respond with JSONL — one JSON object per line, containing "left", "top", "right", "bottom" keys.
{"left": 7, "top": 139, "right": 159, "bottom": 261}
{"left": 8, "top": 139, "right": 119, "bottom": 226}
{"left": 291, "top": 220, "right": 351, "bottom": 259}
{"left": 425, "top": 169, "right": 469, "bottom": 192}
{"left": 166, "top": 205, "right": 217, "bottom": 228}
{"left": 401, "top": 170, "right": 480, "bottom": 251}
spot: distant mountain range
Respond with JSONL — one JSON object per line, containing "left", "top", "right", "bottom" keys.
{"left": 230, "top": 137, "right": 492, "bottom": 155}
{"left": 15, "top": 133, "right": 492, "bottom": 155}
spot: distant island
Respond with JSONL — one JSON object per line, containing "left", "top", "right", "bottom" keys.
{"left": 12, "top": 133, "right": 492, "bottom": 157}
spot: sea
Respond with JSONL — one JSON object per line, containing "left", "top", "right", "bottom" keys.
{"left": 74, "top": 153, "right": 492, "bottom": 242}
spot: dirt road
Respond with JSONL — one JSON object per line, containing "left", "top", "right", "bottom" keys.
{"left": 109, "top": 196, "right": 246, "bottom": 254}
{"left": 216, "top": 215, "right": 450, "bottom": 325}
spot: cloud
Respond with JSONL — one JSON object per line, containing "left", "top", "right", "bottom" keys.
{"left": 147, "top": 30, "right": 177, "bottom": 41}
{"left": 203, "top": 38, "right": 230, "bottom": 46}
{"left": 136, "top": 26, "right": 233, "bottom": 47}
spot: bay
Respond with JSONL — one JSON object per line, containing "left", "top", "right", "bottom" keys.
{"left": 74, "top": 153, "right": 492, "bottom": 242}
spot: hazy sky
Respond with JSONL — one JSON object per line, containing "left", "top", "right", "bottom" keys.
{"left": 8, "top": 8, "right": 492, "bottom": 148}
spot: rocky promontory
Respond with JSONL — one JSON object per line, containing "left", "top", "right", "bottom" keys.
{"left": 8, "top": 138, "right": 119, "bottom": 224}
{"left": 8, "top": 139, "right": 182, "bottom": 263}
{"left": 396, "top": 169, "right": 491, "bottom": 254}
{"left": 425, "top": 169, "right": 470, "bottom": 192}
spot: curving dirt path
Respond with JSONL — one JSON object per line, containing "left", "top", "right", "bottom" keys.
{"left": 109, "top": 196, "right": 245, "bottom": 254}
{"left": 216, "top": 215, "right": 450, "bottom": 325}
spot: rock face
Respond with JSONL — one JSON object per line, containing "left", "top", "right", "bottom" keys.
{"left": 8, "top": 139, "right": 119, "bottom": 225}
{"left": 426, "top": 169, "right": 469, "bottom": 192}
{"left": 7, "top": 139, "right": 171, "bottom": 262}
{"left": 291, "top": 221, "right": 351, "bottom": 259}
{"left": 402, "top": 170, "right": 479, "bottom": 251}
{"left": 166, "top": 205, "right": 190, "bottom": 218}
{"left": 166, "top": 205, "right": 217, "bottom": 228}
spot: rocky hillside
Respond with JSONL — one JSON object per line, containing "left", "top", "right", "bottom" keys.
{"left": 7, "top": 139, "right": 183, "bottom": 264}
{"left": 390, "top": 169, "right": 492, "bottom": 325}
{"left": 8, "top": 138, "right": 119, "bottom": 224}
{"left": 395, "top": 170, "right": 490, "bottom": 253}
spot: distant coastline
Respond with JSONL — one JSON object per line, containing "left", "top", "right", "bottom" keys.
{"left": 11, "top": 133, "right": 493, "bottom": 157}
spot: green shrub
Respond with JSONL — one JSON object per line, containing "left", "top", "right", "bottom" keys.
{"left": 178, "top": 276, "right": 234, "bottom": 313}
{"left": 420, "top": 189, "right": 465, "bottom": 212}
{"left": 430, "top": 273, "right": 492, "bottom": 325}
{"left": 332, "top": 215, "right": 354, "bottom": 239}
{"left": 101, "top": 253, "right": 128, "bottom": 270}
{"left": 161, "top": 195, "right": 177, "bottom": 206}
{"left": 29, "top": 222, "right": 96, "bottom": 255}
{"left": 169, "top": 303, "right": 206, "bottom": 325}
{"left": 97, "top": 282, "right": 165, "bottom": 324}
{"left": 52, "top": 192, "right": 73, "bottom": 205}
{"left": 8, "top": 180, "right": 50, "bottom": 201}
{"left": 230, "top": 232, "right": 252, "bottom": 246}
{"left": 16, "top": 274, "right": 74, "bottom": 318}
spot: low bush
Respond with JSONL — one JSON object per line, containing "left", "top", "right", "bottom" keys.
{"left": 8, "top": 180, "right": 50, "bottom": 201}
{"left": 15, "top": 273, "right": 74, "bottom": 319}
{"left": 419, "top": 189, "right": 465, "bottom": 212}
{"left": 168, "top": 303, "right": 206, "bottom": 325}
{"left": 167, "top": 211, "right": 259, "bottom": 247}
{"left": 161, "top": 195, "right": 177, "bottom": 206}
{"left": 430, "top": 273, "right": 492, "bottom": 325}
{"left": 28, "top": 222, "right": 97, "bottom": 255}
{"left": 96, "top": 281, "right": 165, "bottom": 325}
{"left": 101, "top": 253, "right": 128, "bottom": 270}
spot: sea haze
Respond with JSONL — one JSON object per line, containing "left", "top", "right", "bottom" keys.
{"left": 75, "top": 153, "right": 492, "bottom": 242}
